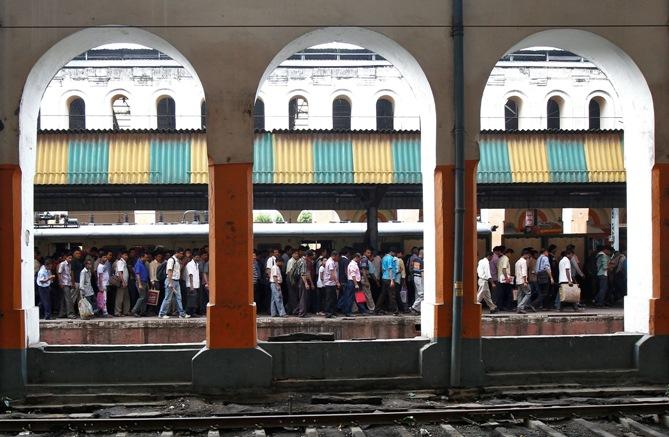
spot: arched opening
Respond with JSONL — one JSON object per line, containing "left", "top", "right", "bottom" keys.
{"left": 288, "top": 96, "right": 309, "bottom": 130}
{"left": 376, "top": 97, "right": 394, "bottom": 130}
{"left": 19, "top": 28, "right": 207, "bottom": 347}
{"left": 253, "top": 99, "right": 265, "bottom": 131}
{"left": 332, "top": 96, "right": 352, "bottom": 130}
{"left": 477, "top": 30, "right": 654, "bottom": 335}
{"left": 68, "top": 97, "right": 86, "bottom": 129}
{"left": 200, "top": 100, "right": 207, "bottom": 129}
{"left": 156, "top": 96, "right": 176, "bottom": 130}
{"left": 546, "top": 96, "right": 562, "bottom": 129}
{"left": 504, "top": 98, "right": 519, "bottom": 130}
{"left": 255, "top": 29, "right": 436, "bottom": 337}
{"left": 111, "top": 95, "right": 130, "bottom": 130}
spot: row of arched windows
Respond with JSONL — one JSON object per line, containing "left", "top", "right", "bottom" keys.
{"left": 67, "top": 95, "right": 180, "bottom": 130}
{"left": 253, "top": 96, "right": 395, "bottom": 131}
{"left": 504, "top": 96, "right": 608, "bottom": 130}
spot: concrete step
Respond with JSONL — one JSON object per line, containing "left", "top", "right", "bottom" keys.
{"left": 25, "top": 382, "right": 193, "bottom": 397}
{"left": 273, "top": 375, "right": 425, "bottom": 392}
{"left": 484, "top": 369, "right": 640, "bottom": 386}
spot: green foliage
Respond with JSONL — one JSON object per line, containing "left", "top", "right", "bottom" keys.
{"left": 297, "top": 211, "right": 313, "bottom": 223}
{"left": 254, "top": 214, "right": 273, "bottom": 223}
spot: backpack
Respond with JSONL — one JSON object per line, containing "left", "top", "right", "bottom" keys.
{"left": 157, "top": 261, "right": 167, "bottom": 283}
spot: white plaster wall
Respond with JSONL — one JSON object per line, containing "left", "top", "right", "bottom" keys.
{"left": 480, "top": 62, "right": 622, "bottom": 130}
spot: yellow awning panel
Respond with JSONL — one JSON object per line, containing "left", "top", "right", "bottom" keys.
{"left": 35, "top": 135, "right": 68, "bottom": 185}
{"left": 507, "top": 135, "right": 550, "bottom": 182}
{"left": 108, "top": 133, "right": 150, "bottom": 184}
{"left": 190, "top": 133, "right": 209, "bottom": 184}
{"left": 273, "top": 133, "right": 314, "bottom": 183}
{"left": 584, "top": 133, "right": 625, "bottom": 182}
{"left": 352, "top": 134, "right": 393, "bottom": 183}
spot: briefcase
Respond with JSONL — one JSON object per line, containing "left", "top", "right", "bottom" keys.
{"left": 559, "top": 284, "right": 581, "bottom": 303}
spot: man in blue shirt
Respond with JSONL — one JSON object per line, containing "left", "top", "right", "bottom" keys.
{"left": 375, "top": 248, "right": 399, "bottom": 315}
{"left": 131, "top": 252, "right": 150, "bottom": 317}
{"left": 529, "top": 248, "right": 554, "bottom": 310}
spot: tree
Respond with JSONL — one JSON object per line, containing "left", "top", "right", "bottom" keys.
{"left": 254, "top": 214, "right": 272, "bottom": 223}
{"left": 297, "top": 211, "right": 312, "bottom": 223}
{"left": 274, "top": 215, "right": 285, "bottom": 223}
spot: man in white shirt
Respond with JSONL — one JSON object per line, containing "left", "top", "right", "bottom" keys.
{"left": 57, "top": 253, "right": 76, "bottom": 319}
{"left": 515, "top": 250, "right": 534, "bottom": 313}
{"left": 185, "top": 251, "right": 201, "bottom": 316}
{"left": 477, "top": 252, "right": 498, "bottom": 313}
{"left": 322, "top": 251, "right": 340, "bottom": 318}
{"left": 158, "top": 248, "right": 189, "bottom": 319}
{"left": 37, "top": 259, "right": 55, "bottom": 320}
{"left": 269, "top": 258, "right": 287, "bottom": 317}
{"left": 496, "top": 247, "right": 514, "bottom": 311}
{"left": 114, "top": 251, "right": 131, "bottom": 317}
{"left": 96, "top": 251, "right": 113, "bottom": 317}
{"left": 265, "top": 248, "right": 279, "bottom": 278}
{"left": 557, "top": 250, "right": 581, "bottom": 312}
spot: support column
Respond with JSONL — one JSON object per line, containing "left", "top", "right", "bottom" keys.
{"left": 462, "top": 160, "right": 482, "bottom": 340}
{"left": 650, "top": 163, "right": 669, "bottom": 335}
{"left": 0, "top": 164, "right": 27, "bottom": 397}
{"left": 366, "top": 204, "right": 379, "bottom": 250}
{"left": 192, "top": 162, "right": 271, "bottom": 392}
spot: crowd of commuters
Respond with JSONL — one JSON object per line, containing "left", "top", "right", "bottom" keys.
{"left": 33, "top": 244, "right": 427, "bottom": 320}
{"left": 254, "top": 246, "right": 425, "bottom": 318}
{"left": 476, "top": 243, "right": 627, "bottom": 314}
{"left": 34, "top": 246, "right": 210, "bottom": 320}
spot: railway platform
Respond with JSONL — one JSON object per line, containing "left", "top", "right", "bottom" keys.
{"left": 39, "top": 308, "right": 624, "bottom": 345}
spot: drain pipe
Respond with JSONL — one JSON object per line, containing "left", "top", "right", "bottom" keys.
{"left": 450, "top": 0, "right": 465, "bottom": 387}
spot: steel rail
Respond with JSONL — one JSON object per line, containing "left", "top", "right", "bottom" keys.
{"left": 1, "top": 402, "right": 668, "bottom": 432}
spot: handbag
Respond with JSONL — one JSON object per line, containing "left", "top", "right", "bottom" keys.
{"left": 559, "top": 283, "right": 581, "bottom": 303}
{"left": 147, "top": 288, "right": 160, "bottom": 306}
{"left": 355, "top": 290, "right": 366, "bottom": 304}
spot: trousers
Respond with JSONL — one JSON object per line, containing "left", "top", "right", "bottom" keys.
{"left": 114, "top": 285, "right": 131, "bottom": 316}
{"left": 376, "top": 279, "right": 398, "bottom": 313}
{"left": 270, "top": 282, "right": 286, "bottom": 317}
{"left": 38, "top": 286, "right": 52, "bottom": 319}
{"left": 323, "top": 285, "right": 338, "bottom": 316}
{"left": 159, "top": 280, "right": 185, "bottom": 317}
{"left": 477, "top": 279, "right": 497, "bottom": 311}
{"left": 58, "top": 285, "right": 77, "bottom": 317}
{"left": 411, "top": 276, "right": 424, "bottom": 312}
{"left": 132, "top": 281, "right": 148, "bottom": 315}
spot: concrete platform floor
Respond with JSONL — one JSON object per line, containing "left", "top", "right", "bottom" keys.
{"left": 38, "top": 308, "right": 624, "bottom": 345}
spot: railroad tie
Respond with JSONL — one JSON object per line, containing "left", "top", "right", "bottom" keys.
{"left": 528, "top": 419, "right": 568, "bottom": 437}
{"left": 572, "top": 418, "right": 617, "bottom": 437}
{"left": 253, "top": 430, "right": 267, "bottom": 437}
{"left": 619, "top": 417, "right": 667, "bottom": 437}
{"left": 440, "top": 424, "right": 465, "bottom": 437}
{"left": 160, "top": 432, "right": 173, "bottom": 437}
{"left": 207, "top": 431, "right": 220, "bottom": 437}
{"left": 492, "top": 427, "right": 515, "bottom": 437}
{"left": 305, "top": 427, "right": 319, "bottom": 437}
{"left": 350, "top": 426, "right": 366, "bottom": 437}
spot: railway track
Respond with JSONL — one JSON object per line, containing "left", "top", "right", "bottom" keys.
{"left": 1, "top": 400, "right": 668, "bottom": 435}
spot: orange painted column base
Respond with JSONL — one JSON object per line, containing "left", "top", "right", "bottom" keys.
{"left": 0, "top": 164, "right": 26, "bottom": 350}
{"left": 462, "top": 160, "right": 482, "bottom": 339}
{"left": 433, "top": 165, "right": 454, "bottom": 338}
{"left": 206, "top": 163, "right": 257, "bottom": 349}
{"left": 651, "top": 163, "right": 669, "bottom": 335}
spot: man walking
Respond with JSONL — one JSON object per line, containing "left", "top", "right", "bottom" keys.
{"left": 185, "top": 251, "right": 201, "bottom": 316}
{"left": 477, "top": 252, "right": 498, "bottom": 314}
{"left": 131, "top": 252, "right": 150, "bottom": 317}
{"left": 296, "top": 250, "right": 315, "bottom": 317}
{"left": 496, "top": 247, "right": 514, "bottom": 311}
{"left": 347, "top": 253, "right": 366, "bottom": 315}
{"left": 57, "top": 253, "right": 77, "bottom": 319}
{"left": 114, "top": 251, "right": 131, "bottom": 317}
{"left": 322, "top": 251, "right": 340, "bottom": 318}
{"left": 410, "top": 249, "right": 424, "bottom": 314}
{"left": 79, "top": 259, "right": 96, "bottom": 317}
{"left": 557, "top": 249, "right": 581, "bottom": 312}
{"left": 269, "top": 257, "right": 287, "bottom": 317}
{"left": 515, "top": 249, "right": 533, "bottom": 313}
{"left": 595, "top": 245, "right": 612, "bottom": 307}
{"left": 530, "top": 248, "right": 554, "bottom": 310}
{"left": 158, "top": 248, "right": 189, "bottom": 319}
{"left": 96, "top": 251, "right": 113, "bottom": 317}
{"left": 360, "top": 248, "right": 376, "bottom": 312}
{"left": 375, "top": 248, "right": 399, "bottom": 315}
{"left": 36, "top": 259, "right": 55, "bottom": 320}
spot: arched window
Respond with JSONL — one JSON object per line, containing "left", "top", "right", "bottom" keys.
{"left": 200, "top": 101, "right": 207, "bottom": 129}
{"left": 111, "top": 95, "right": 131, "bottom": 130}
{"left": 376, "top": 98, "right": 394, "bottom": 130}
{"left": 156, "top": 96, "right": 176, "bottom": 129}
{"left": 68, "top": 97, "right": 86, "bottom": 130}
{"left": 547, "top": 98, "right": 561, "bottom": 130}
{"left": 589, "top": 98, "right": 601, "bottom": 130}
{"left": 504, "top": 99, "right": 519, "bottom": 130}
{"left": 253, "top": 99, "right": 265, "bottom": 131}
{"left": 288, "top": 96, "right": 308, "bottom": 130}
{"left": 332, "top": 97, "right": 351, "bottom": 130}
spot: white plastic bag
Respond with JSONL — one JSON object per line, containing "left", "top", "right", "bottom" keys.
{"left": 78, "top": 297, "right": 94, "bottom": 319}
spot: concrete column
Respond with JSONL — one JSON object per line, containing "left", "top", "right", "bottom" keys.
{"left": 0, "top": 164, "right": 27, "bottom": 397}
{"left": 205, "top": 162, "right": 256, "bottom": 349}
{"left": 650, "top": 164, "right": 669, "bottom": 335}
{"left": 462, "top": 160, "right": 482, "bottom": 341}
{"left": 192, "top": 162, "right": 272, "bottom": 392}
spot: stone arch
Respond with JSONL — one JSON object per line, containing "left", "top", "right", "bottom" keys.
{"left": 477, "top": 29, "right": 654, "bottom": 333}
{"left": 18, "top": 26, "right": 206, "bottom": 345}
{"left": 255, "top": 27, "right": 439, "bottom": 337}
